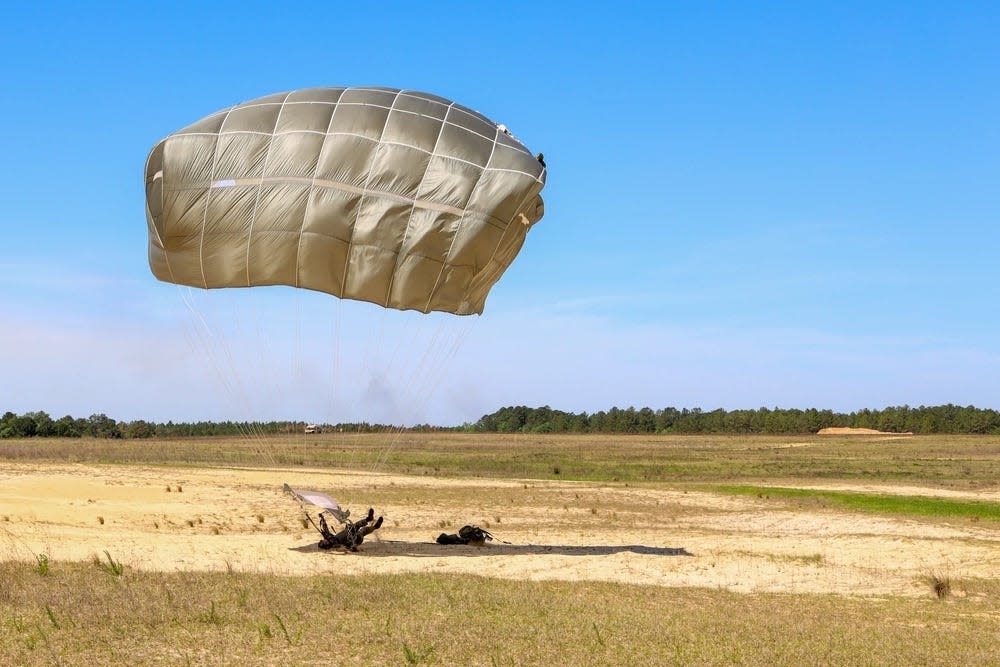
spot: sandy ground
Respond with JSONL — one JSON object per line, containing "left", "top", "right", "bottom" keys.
{"left": 1, "top": 462, "right": 997, "bottom": 597}
{"left": 817, "top": 427, "right": 914, "bottom": 436}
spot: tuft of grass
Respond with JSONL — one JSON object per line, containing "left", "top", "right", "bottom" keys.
{"left": 272, "top": 612, "right": 295, "bottom": 644}
{"left": 35, "top": 553, "right": 50, "bottom": 576}
{"left": 44, "top": 604, "right": 59, "bottom": 629}
{"left": 592, "top": 622, "right": 605, "bottom": 647}
{"left": 197, "top": 601, "right": 222, "bottom": 625}
{"left": 402, "top": 643, "right": 435, "bottom": 665}
{"left": 97, "top": 550, "right": 124, "bottom": 577}
{"left": 926, "top": 573, "right": 953, "bottom": 599}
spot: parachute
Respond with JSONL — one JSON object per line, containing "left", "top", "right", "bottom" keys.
{"left": 283, "top": 484, "right": 350, "bottom": 523}
{"left": 144, "top": 87, "right": 546, "bottom": 315}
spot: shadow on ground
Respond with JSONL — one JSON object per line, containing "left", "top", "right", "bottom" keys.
{"left": 291, "top": 540, "right": 693, "bottom": 557}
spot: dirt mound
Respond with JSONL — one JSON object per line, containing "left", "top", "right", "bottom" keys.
{"left": 817, "top": 427, "right": 914, "bottom": 436}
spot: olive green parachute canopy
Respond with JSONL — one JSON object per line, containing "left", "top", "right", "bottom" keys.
{"left": 144, "top": 87, "right": 546, "bottom": 315}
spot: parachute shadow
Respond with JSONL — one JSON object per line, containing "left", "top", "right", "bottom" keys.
{"left": 290, "top": 541, "right": 692, "bottom": 557}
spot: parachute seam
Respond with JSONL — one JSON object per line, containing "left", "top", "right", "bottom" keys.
{"left": 178, "top": 121, "right": 505, "bottom": 154}
{"left": 422, "top": 124, "right": 501, "bottom": 313}
{"left": 461, "top": 185, "right": 543, "bottom": 312}
{"left": 204, "top": 93, "right": 494, "bottom": 138}
{"left": 295, "top": 87, "right": 347, "bottom": 289}
{"left": 144, "top": 145, "right": 178, "bottom": 285}
{"left": 203, "top": 169, "right": 538, "bottom": 191}
{"left": 244, "top": 91, "right": 293, "bottom": 287}
{"left": 339, "top": 89, "right": 405, "bottom": 297}
{"left": 175, "top": 131, "right": 542, "bottom": 182}
{"left": 197, "top": 105, "right": 239, "bottom": 288}
{"left": 164, "top": 181, "right": 513, "bottom": 232}
{"left": 382, "top": 100, "right": 458, "bottom": 310}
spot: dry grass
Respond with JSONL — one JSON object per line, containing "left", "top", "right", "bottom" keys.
{"left": 1, "top": 562, "right": 997, "bottom": 666}
{"left": 2, "top": 432, "right": 999, "bottom": 488}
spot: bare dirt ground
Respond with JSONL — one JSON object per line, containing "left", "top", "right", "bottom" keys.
{"left": 817, "top": 427, "right": 914, "bottom": 436}
{"left": 2, "top": 462, "right": 997, "bottom": 597}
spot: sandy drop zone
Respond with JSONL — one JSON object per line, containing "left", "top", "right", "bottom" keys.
{"left": 1, "top": 462, "right": 997, "bottom": 597}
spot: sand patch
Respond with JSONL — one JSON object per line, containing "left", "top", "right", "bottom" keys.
{"left": 817, "top": 427, "right": 914, "bottom": 436}
{"left": 1, "top": 462, "right": 996, "bottom": 597}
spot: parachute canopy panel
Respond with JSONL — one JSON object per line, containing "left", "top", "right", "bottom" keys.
{"left": 145, "top": 87, "right": 546, "bottom": 315}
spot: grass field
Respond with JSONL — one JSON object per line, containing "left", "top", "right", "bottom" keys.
{"left": 3, "top": 431, "right": 999, "bottom": 487}
{"left": 2, "top": 433, "right": 998, "bottom": 666}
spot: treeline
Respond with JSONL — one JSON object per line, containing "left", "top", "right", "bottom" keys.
{"left": 470, "top": 404, "right": 1000, "bottom": 435}
{"left": 5, "top": 404, "right": 1000, "bottom": 440}
{"left": 0, "top": 411, "right": 442, "bottom": 440}
{"left": 0, "top": 411, "right": 290, "bottom": 439}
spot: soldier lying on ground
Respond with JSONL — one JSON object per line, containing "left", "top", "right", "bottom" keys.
{"left": 317, "top": 507, "right": 383, "bottom": 552}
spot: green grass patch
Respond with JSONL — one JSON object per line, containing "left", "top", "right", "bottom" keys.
{"left": 713, "top": 485, "right": 1000, "bottom": 521}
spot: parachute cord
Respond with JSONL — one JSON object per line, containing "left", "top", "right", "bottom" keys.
{"left": 329, "top": 297, "right": 344, "bottom": 455}
{"left": 207, "top": 289, "right": 267, "bottom": 456}
{"left": 334, "top": 303, "right": 378, "bottom": 473}
{"left": 178, "top": 287, "right": 276, "bottom": 466}
{"left": 370, "top": 315, "right": 477, "bottom": 475}
{"left": 384, "top": 317, "right": 449, "bottom": 425}
{"left": 328, "top": 311, "right": 473, "bottom": 508}
{"left": 227, "top": 293, "right": 270, "bottom": 456}
{"left": 225, "top": 290, "right": 271, "bottom": 460}
{"left": 218, "top": 288, "right": 274, "bottom": 464}
{"left": 351, "top": 317, "right": 446, "bottom": 484}
{"left": 218, "top": 298, "right": 276, "bottom": 465}
{"left": 364, "top": 317, "right": 473, "bottom": 478}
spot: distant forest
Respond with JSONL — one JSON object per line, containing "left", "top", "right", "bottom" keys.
{"left": 2, "top": 404, "right": 1000, "bottom": 439}
{"left": 470, "top": 405, "right": 1000, "bottom": 435}
{"left": 0, "top": 411, "right": 408, "bottom": 440}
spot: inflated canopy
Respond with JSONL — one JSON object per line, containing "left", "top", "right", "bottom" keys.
{"left": 144, "top": 87, "right": 546, "bottom": 315}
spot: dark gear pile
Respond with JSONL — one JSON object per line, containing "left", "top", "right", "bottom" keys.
{"left": 436, "top": 524, "right": 496, "bottom": 546}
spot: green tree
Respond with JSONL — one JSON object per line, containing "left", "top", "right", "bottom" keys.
{"left": 87, "top": 413, "right": 122, "bottom": 439}
{"left": 26, "top": 411, "right": 55, "bottom": 436}
{"left": 123, "top": 420, "right": 155, "bottom": 439}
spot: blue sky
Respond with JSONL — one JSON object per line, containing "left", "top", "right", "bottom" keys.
{"left": 1, "top": 2, "right": 998, "bottom": 424}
